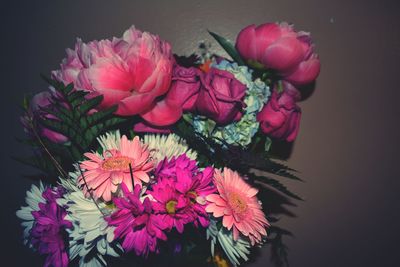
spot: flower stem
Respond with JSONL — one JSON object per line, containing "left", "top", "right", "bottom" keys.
{"left": 78, "top": 165, "right": 105, "bottom": 216}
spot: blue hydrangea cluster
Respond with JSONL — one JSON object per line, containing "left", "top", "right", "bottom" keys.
{"left": 193, "top": 60, "right": 270, "bottom": 147}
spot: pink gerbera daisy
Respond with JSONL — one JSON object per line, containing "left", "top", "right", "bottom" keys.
{"left": 78, "top": 135, "right": 153, "bottom": 201}
{"left": 205, "top": 168, "right": 270, "bottom": 245}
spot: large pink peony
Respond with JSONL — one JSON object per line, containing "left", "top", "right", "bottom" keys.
{"left": 52, "top": 26, "right": 175, "bottom": 126}
{"left": 236, "top": 22, "right": 320, "bottom": 85}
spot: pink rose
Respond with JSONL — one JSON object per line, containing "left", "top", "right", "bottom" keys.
{"left": 22, "top": 91, "right": 68, "bottom": 143}
{"left": 196, "top": 68, "right": 246, "bottom": 125}
{"left": 133, "top": 64, "right": 202, "bottom": 132}
{"left": 169, "top": 64, "right": 202, "bottom": 112}
{"left": 52, "top": 26, "right": 174, "bottom": 126}
{"left": 256, "top": 81, "right": 301, "bottom": 142}
{"left": 236, "top": 22, "right": 320, "bottom": 85}
{"left": 139, "top": 64, "right": 202, "bottom": 128}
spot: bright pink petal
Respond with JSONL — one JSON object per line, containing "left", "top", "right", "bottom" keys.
{"left": 285, "top": 55, "right": 321, "bottom": 85}
{"left": 262, "top": 37, "right": 304, "bottom": 73}
{"left": 254, "top": 23, "right": 282, "bottom": 59}
{"left": 235, "top": 24, "right": 258, "bottom": 61}
{"left": 140, "top": 100, "right": 182, "bottom": 126}
{"left": 89, "top": 57, "right": 135, "bottom": 92}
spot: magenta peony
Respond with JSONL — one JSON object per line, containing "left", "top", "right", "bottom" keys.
{"left": 22, "top": 91, "right": 68, "bottom": 144}
{"left": 108, "top": 184, "right": 167, "bottom": 256}
{"left": 52, "top": 26, "right": 175, "bottom": 126}
{"left": 236, "top": 22, "right": 320, "bottom": 85}
{"left": 196, "top": 68, "right": 247, "bottom": 125}
{"left": 256, "top": 81, "right": 301, "bottom": 142}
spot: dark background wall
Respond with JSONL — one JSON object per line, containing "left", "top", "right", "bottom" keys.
{"left": 1, "top": 0, "right": 399, "bottom": 266}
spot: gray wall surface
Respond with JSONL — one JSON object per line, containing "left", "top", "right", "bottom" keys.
{"left": 1, "top": 0, "right": 399, "bottom": 266}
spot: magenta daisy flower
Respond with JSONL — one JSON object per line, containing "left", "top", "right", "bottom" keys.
{"left": 175, "top": 165, "right": 215, "bottom": 227}
{"left": 154, "top": 154, "right": 197, "bottom": 179}
{"left": 107, "top": 183, "right": 167, "bottom": 256}
{"left": 150, "top": 154, "right": 215, "bottom": 230}
{"left": 30, "top": 187, "right": 72, "bottom": 267}
{"left": 206, "top": 168, "right": 270, "bottom": 245}
{"left": 78, "top": 135, "right": 153, "bottom": 201}
{"left": 148, "top": 177, "right": 191, "bottom": 233}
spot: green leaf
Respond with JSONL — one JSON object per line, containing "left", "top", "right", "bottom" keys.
{"left": 249, "top": 173, "right": 303, "bottom": 201}
{"left": 26, "top": 78, "right": 127, "bottom": 169}
{"left": 208, "top": 31, "right": 245, "bottom": 65}
{"left": 267, "top": 226, "right": 292, "bottom": 267}
{"left": 265, "top": 137, "right": 272, "bottom": 152}
{"left": 78, "top": 95, "right": 103, "bottom": 115}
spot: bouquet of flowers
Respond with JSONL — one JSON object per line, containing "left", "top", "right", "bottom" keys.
{"left": 16, "top": 22, "right": 320, "bottom": 267}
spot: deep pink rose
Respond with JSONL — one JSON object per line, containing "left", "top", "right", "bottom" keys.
{"left": 139, "top": 64, "right": 202, "bottom": 128}
{"left": 52, "top": 26, "right": 174, "bottom": 126}
{"left": 196, "top": 68, "right": 246, "bottom": 125}
{"left": 169, "top": 64, "right": 202, "bottom": 112}
{"left": 22, "top": 91, "right": 68, "bottom": 144}
{"left": 256, "top": 81, "right": 301, "bottom": 142}
{"left": 133, "top": 64, "right": 202, "bottom": 132}
{"left": 236, "top": 22, "right": 320, "bottom": 85}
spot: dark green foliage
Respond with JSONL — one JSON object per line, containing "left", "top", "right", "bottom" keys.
{"left": 174, "top": 119, "right": 302, "bottom": 201}
{"left": 267, "top": 226, "right": 292, "bottom": 267}
{"left": 40, "top": 76, "right": 126, "bottom": 158}
{"left": 19, "top": 77, "right": 127, "bottom": 179}
{"left": 248, "top": 173, "right": 302, "bottom": 201}
{"left": 208, "top": 31, "right": 245, "bottom": 65}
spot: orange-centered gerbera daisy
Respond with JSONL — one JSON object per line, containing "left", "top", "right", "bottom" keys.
{"left": 206, "top": 168, "right": 270, "bottom": 245}
{"left": 78, "top": 135, "right": 153, "bottom": 202}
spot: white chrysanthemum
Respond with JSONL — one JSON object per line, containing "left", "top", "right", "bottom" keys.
{"left": 58, "top": 171, "right": 122, "bottom": 267}
{"left": 97, "top": 130, "right": 121, "bottom": 151}
{"left": 142, "top": 134, "right": 197, "bottom": 164}
{"left": 16, "top": 182, "right": 46, "bottom": 246}
{"left": 207, "top": 218, "right": 251, "bottom": 266}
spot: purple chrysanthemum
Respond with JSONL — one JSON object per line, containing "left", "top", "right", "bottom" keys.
{"left": 30, "top": 187, "right": 72, "bottom": 267}
{"left": 107, "top": 184, "right": 167, "bottom": 257}
{"left": 149, "top": 154, "right": 215, "bottom": 231}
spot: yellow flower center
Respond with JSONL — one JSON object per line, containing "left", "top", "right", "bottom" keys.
{"left": 102, "top": 156, "right": 132, "bottom": 171}
{"left": 165, "top": 200, "right": 178, "bottom": 214}
{"left": 187, "top": 191, "right": 198, "bottom": 203}
{"left": 105, "top": 202, "right": 116, "bottom": 210}
{"left": 228, "top": 192, "right": 248, "bottom": 214}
